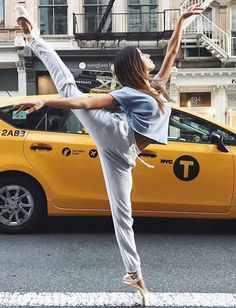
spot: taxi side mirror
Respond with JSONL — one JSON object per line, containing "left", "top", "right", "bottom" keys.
{"left": 210, "top": 131, "right": 229, "bottom": 153}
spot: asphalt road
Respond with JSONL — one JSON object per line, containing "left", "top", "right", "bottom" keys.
{"left": 1, "top": 216, "right": 236, "bottom": 296}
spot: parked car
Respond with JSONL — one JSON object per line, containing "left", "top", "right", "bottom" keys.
{"left": 0, "top": 94, "right": 235, "bottom": 233}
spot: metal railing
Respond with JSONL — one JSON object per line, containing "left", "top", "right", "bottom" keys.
{"left": 185, "top": 14, "right": 230, "bottom": 56}
{"left": 73, "top": 9, "right": 180, "bottom": 36}
{"left": 180, "top": 0, "right": 214, "bottom": 12}
{"left": 180, "top": 0, "right": 214, "bottom": 30}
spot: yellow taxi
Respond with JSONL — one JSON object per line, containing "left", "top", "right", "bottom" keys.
{"left": 0, "top": 94, "right": 236, "bottom": 233}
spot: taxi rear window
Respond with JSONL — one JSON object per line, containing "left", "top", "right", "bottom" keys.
{"left": 0, "top": 105, "right": 46, "bottom": 130}
{"left": 0, "top": 106, "right": 85, "bottom": 134}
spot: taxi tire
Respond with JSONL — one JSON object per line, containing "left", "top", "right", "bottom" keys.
{"left": 0, "top": 175, "right": 46, "bottom": 234}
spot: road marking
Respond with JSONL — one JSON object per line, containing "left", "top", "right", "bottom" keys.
{"left": 1, "top": 292, "right": 236, "bottom": 307}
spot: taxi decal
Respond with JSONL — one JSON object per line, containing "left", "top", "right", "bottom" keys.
{"left": 89, "top": 149, "right": 98, "bottom": 158}
{"left": 62, "top": 148, "right": 85, "bottom": 157}
{"left": 71, "top": 150, "right": 85, "bottom": 155}
{"left": 160, "top": 159, "right": 173, "bottom": 164}
{"left": 173, "top": 155, "right": 200, "bottom": 181}
{"left": 62, "top": 147, "right": 71, "bottom": 157}
{"left": 1, "top": 129, "right": 26, "bottom": 137}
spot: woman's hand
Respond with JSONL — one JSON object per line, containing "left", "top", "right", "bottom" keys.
{"left": 180, "top": 4, "right": 204, "bottom": 20}
{"left": 13, "top": 100, "right": 45, "bottom": 115}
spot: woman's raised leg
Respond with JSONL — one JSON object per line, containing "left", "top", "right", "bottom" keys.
{"left": 30, "top": 38, "right": 82, "bottom": 98}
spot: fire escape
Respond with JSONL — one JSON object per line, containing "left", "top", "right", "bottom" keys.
{"left": 181, "top": 0, "right": 230, "bottom": 63}
{"left": 73, "top": 0, "right": 178, "bottom": 45}
{"left": 73, "top": 0, "right": 230, "bottom": 62}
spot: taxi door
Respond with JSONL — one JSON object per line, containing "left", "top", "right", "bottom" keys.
{"left": 23, "top": 109, "right": 107, "bottom": 210}
{"left": 132, "top": 110, "right": 234, "bottom": 214}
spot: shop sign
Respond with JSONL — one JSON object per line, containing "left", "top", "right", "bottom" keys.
{"left": 180, "top": 92, "right": 211, "bottom": 107}
{"left": 72, "top": 70, "right": 120, "bottom": 93}
{"left": 78, "top": 61, "right": 113, "bottom": 72}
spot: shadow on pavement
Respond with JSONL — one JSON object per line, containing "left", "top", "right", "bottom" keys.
{"left": 36, "top": 215, "right": 236, "bottom": 235}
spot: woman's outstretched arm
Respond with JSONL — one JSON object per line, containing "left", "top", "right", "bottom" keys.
{"left": 14, "top": 94, "right": 116, "bottom": 115}
{"left": 153, "top": 4, "right": 203, "bottom": 85}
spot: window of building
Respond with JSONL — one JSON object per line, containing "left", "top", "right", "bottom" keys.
{"left": 227, "top": 94, "right": 236, "bottom": 107}
{"left": 185, "top": 47, "right": 212, "bottom": 57}
{"left": 128, "top": 0, "right": 158, "bottom": 32}
{"left": 231, "top": 5, "right": 236, "bottom": 56}
{"left": 0, "top": 0, "right": 4, "bottom": 27}
{"left": 37, "top": 75, "right": 57, "bottom": 95}
{"left": 0, "top": 69, "right": 18, "bottom": 92}
{"left": 203, "top": 6, "right": 212, "bottom": 21}
{"left": 39, "top": 0, "right": 68, "bottom": 35}
{"left": 84, "top": 0, "right": 111, "bottom": 33}
{"left": 180, "top": 92, "right": 211, "bottom": 108}
{"left": 201, "top": 6, "right": 213, "bottom": 38}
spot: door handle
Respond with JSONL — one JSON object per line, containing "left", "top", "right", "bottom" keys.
{"left": 30, "top": 144, "right": 53, "bottom": 151}
{"left": 139, "top": 152, "right": 157, "bottom": 158}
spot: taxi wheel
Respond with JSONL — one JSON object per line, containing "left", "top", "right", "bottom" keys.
{"left": 0, "top": 175, "right": 46, "bottom": 234}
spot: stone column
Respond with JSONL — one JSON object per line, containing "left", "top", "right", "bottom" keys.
{"left": 16, "top": 50, "right": 26, "bottom": 96}
{"left": 212, "top": 85, "right": 218, "bottom": 119}
{"left": 169, "top": 84, "right": 179, "bottom": 105}
{"left": 23, "top": 46, "right": 36, "bottom": 95}
{"left": 74, "top": 0, "right": 84, "bottom": 33}
{"left": 159, "top": 0, "right": 170, "bottom": 12}
{"left": 170, "top": 66, "right": 179, "bottom": 104}
{"left": 219, "top": 6, "right": 227, "bottom": 33}
{"left": 113, "top": 0, "right": 127, "bottom": 32}
{"left": 216, "top": 85, "right": 227, "bottom": 124}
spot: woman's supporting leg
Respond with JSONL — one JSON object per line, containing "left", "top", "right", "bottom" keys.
{"left": 99, "top": 151, "right": 141, "bottom": 274}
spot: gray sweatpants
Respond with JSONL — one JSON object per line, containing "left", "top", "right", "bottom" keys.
{"left": 30, "top": 38, "right": 142, "bottom": 274}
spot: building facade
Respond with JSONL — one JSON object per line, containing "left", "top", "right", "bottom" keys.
{"left": 1, "top": 0, "right": 236, "bottom": 127}
{"left": 170, "top": 0, "right": 236, "bottom": 129}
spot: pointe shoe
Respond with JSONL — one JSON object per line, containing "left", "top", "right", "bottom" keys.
{"left": 15, "top": 5, "right": 40, "bottom": 39}
{"left": 123, "top": 273, "right": 148, "bottom": 306}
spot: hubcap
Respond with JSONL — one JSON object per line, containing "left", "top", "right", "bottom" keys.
{"left": 0, "top": 185, "right": 34, "bottom": 226}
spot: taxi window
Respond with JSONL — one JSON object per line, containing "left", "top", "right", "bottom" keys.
{"left": 0, "top": 106, "right": 86, "bottom": 134}
{"left": 169, "top": 111, "right": 213, "bottom": 144}
{"left": 0, "top": 105, "right": 46, "bottom": 130}
{"left": 37, "top": 108, "right": 86, "bottom": 134}
{"left": 169, "top": 110, "right": 236, "bottom": 145}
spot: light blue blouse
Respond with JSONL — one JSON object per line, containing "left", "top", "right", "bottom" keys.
{"left": 109, "top": 86, "right": 171, "bottom": 144}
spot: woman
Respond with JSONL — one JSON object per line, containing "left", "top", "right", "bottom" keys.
{"left": 15, "top": 4, "right": 203, "bottom": 306}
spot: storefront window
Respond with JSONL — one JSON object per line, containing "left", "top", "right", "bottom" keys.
{"left": 128, "top": 0, "right": 158, "bottom": 32}
{"left": 0, "top": 69, "right": 18, "bottom": 92}
{"left": 180, "top": 92, "right": 211, "bottom": 107}
{"left": 84, "top": 0, "right": 111, "bottom": 33}
{"left": 227, "top": 94, "right": 236, "bottom": 107}
{"left": 0, "top": 0, "right": 4, "bottom": 28}
{"left": 37, "top": 75, "right": 57, "bottom": 95}
{"left": 226, "top": 95, "right": 236, "bottom": 128}
{"left": 231, "top": 5, "right": 236, "bottom": 56}
{"left": 39, "top": 0, "right": 68, "bottom": 35}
